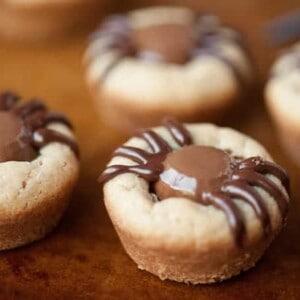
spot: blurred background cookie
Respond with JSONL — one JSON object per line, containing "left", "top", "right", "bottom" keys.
{"left": 0, "top": 0, "right": 107, "bottom": 42}
{"left": 84, "top": 6, "right": 253, "bottom": 133}
{"left": 265, "top": 42, "right": 300, "bottom": 165}
{"left": 99, "top": 119, "right": 289, "bottom": 284}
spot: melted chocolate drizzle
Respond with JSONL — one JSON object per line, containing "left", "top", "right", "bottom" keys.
{"left": 89, "top": 13, "right": 250, "bottom": 84}
{"left": 0, "top": 92, "right": 78, "bottom": 158}
{"left": 192, "top": 16, "right": 250, "bottom": 87}
{"left": 163, "top": 117, "right": 192, "bottom": 146}
{"left": 89, "top": 15, "right": 134, "bottom": 81}
{"left": 33, "top": 128, "right": 79, "bottom": 157}
{"left": 99, "top": 119, "right": 289, "bottom": 246}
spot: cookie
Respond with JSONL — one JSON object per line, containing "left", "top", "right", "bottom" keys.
{"left": 99, "top": 118, "right": 289, "bottom": 284}
{"left": 85, "top": 6, "right": 253, "bottom": 133}
{"left": 265, "top": 42, "right": 300, "bottom": 165}
{"left": 0, "top": 0, "right": 105, "bottom": 42}
{"left": 0, "top": 92, "right": 79, "bottom": 250}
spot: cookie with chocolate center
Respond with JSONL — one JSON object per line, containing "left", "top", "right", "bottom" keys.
{"left": 99, "top": 119, "right": 289, "bottom": 284}
{"left": 85, "top": 6, "right": 253, "bottom": 133}
{"left": 0, "top": 92, "right": 79, "bottom": 250}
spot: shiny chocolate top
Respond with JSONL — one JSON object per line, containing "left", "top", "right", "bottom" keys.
{"left": 133, "top": 23, "right": 195, "bottom": 64}
{"left": 99, "top": 119, "right": 289, "bottom": 246}
{"left": 0, "top": 111, "right": 35, "bottom": 162}
{"left": 155, "top": 146, "right": 232, "bottom": 200}
{"left": 0, "top": 92, "right": 79, "bottom": 162}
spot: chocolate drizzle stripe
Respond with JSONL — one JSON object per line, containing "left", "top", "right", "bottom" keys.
{"left": 100, "top": 165, "right": 127, "bottom": 183}
{"left": 221, "top": 180, "right": 270, "bottom": 235}
{"left": 89, "top": 15, "right": 130, "bottom": 42}
{"left": 239, "top": 158, "right": 290, "bottom": 192}
{"left": 33, "top": 128, "right": 79, "bottom": 158}
{"left": 238, "top": 157, "right": 290, "bottom": 189}
{"left": 163, "top": 118, "right": 192, "bottom": 147}
{"left": 43, "top": 112, "right": 73, "bottom": 129}
{"left": 232, "top": 170, "right": 288, "bottom": 218}
{"left": 100, "top": 164, "right": 160, "bottom": 183}
{"left": 99, "top": 120, "right": 191, "bottom": 183}
{"left": 89, "top": 17, "right": 133, "bottom": 81}
{"left": 25, "top": 111, "right": 73, "bottom": 131}
{"left": 25, "top": 111, "right": 47, "bottom": 130}
{"left": 92, "top": 30, "right": 131, "bottom": 43}
{"left": 13, "top": 100, "right": 46, "bottom": 118}
{"left": 113, "top": 146, "right": 149, "bottom": 164}
{"left": 138, "top": 130, "right": 172, "bottom": 154}
{"left": 203, "top": 192, "right": 245, "bottom": 246}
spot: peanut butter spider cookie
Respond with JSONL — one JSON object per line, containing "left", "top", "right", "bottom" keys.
{"left": 0, "top": 0, "right": 104, "bottom": 42}
{"left": 99, "top": 119, "right": 289, "bottom": 284}
{"left": 265, "top": 42, "right": 300, "bottom": 165}
{"left": 85, "top": 6, "right": 253, "bottom": 133}
{"left": 0, "top": 92, "right": 79, "bottom": 250}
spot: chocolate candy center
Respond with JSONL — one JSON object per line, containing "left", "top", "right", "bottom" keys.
{"left": 154, "top": 145, "right": 232, "bottom": 201}
{"left": 0, "top": 111, "right": 36, "bottom": 162}
{"left": 132, "top": 23, "right": 195, "bottom": 64}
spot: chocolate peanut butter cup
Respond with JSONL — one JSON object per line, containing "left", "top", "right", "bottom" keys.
{"left": 99, "top": 119, "right": 289, "bottom": 284}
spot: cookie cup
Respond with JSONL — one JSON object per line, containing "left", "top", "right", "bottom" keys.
{"left": 265, "top": 43, "right": 300, "bottom": 165}
{"left": 266, "top": 84, "right": 300, "bottom": 165}
{"left": 85, "top": 7, "right": 253, "bottom": 133}
{"left": 0, "top": 123, "right": 79, "bottom": 250}
{"left": 102, "top": 124, "right": 286, "bottom": 284}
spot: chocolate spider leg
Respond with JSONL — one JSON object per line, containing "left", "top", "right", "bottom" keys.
{"left": 98, "top": 165, "right": 130, "bottom": 182}
{"left": 90, "top": 15, "right": 130, "bottom": 41}
{"left": 0, "top": 92, "right": 20, "bottom": 110}
{"left": 32, "top": 128, "right": 79, "bottom": 157}
{"left": 24, "top": 110, "right": 47, "bottom": 130}
{"left": 89, "top": 16, "right": 133, "bottom": 81}
{"left": 91, "top": 26, "right": 130, "bottom": 47}
{"left": 239, "top": 157, "right": 290, "bottom": 192}
{"left": 163, "top": 117, "right": 192, "bottom": 147}
{"left": 113, "top": 146, "right": 151, "bottom": 164}
{"left": 221, "top": 180, "right": 271, "bottom": 235}
{"left": 43, "top": 112, "right": 73, "bottom": 128}
{"left": 139, "top": 130, "right": 172, "bottom": 154}
{"left": 87, "top": 28, "right": 129, "bottom": 62}
{"left": 13, "top": 99, "right": 46, "bottom": 118}
{"left": 25, "top": 111, "right": 73, "bottom": 131}
{"left": 202, "top": 191, "right": 245, "bottom": 246}
{"left": 232, "top": 170, "right": 288, "bottom": 219}
{"left": 102, "top": 15, "right": 130, "bottom": 31}
{"left": 99, "top": 163, "right": 161, "bottom": 183}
